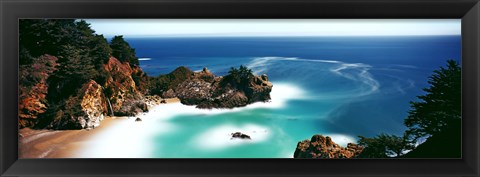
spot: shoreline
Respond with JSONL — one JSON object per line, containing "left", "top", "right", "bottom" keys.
{"left": 18, "top": 97, "right": 180, "bottom": 158}
{"left": 18, "top": 83, "right": 298, "bottom": 158}
{"left": 19, "top": 83, "right": 301, "bottom": 158}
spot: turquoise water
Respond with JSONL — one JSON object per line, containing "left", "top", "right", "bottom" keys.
{"left": 129, "top": 36, "right": 461, "bottom": 158}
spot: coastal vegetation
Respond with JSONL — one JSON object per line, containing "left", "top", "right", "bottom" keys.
{"left": 294, "top": 60, "right": 461, "bottom": 158}
{"left": 19, "top": 19, "right": 271, "bottom": 130}
{"left": 148, "top": 65, "right": 272, "bottom": 109}
{"left": 19, "top": 19, "right": 460, "bottom": 158}
{"left": 20, "top": 19, "right": 151, "bottom": 129}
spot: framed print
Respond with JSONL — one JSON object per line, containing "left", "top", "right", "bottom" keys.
{"left": 1, "top": 0, "right": 479, "bottom": 176}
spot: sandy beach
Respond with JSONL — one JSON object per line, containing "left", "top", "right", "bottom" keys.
{"left": 19, "top": 98, "right": 180, "bottom": 158}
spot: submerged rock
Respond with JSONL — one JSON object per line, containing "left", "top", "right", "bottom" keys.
{"left": 135, "top": 117, "right": 142, "bottom": 122}
{"left": 231, "top": 132, "right": 251, "bottom": 140}
{"left": 294, "top": 134, "right": 364, "bottom": 158}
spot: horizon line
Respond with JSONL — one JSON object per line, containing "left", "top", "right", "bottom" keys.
{"left": 104, "top": 34, "right": 461, "bottom": 39}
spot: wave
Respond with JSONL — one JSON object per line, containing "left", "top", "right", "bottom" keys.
{"left": 75, "top": 117, "right": 175, "bottom": 158}
{"left": 145, "top": 82, "right": 306, "bottom": 121}
{"left": 247, "top": 56, "right": 380, "bottom": 99}
{"left": 323, "top": 134, "right": 357, "bottom": 147}
{"left": 138, "top": 58, "right": 152, "bottom": 61}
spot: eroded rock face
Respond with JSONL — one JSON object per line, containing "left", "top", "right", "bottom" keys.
{"left": 115, "top": 93, "right": 148, "bottom": 117}
{"left": 103, "top": 57, "right": 148, "bottom": 116}
{"left": 44, "top": 57, "right": 149, "bottom": 129}
{"left": 294, "top": 134, "right": 364, "bottom": 158}
{"left": 78, "top": 80, "right": 108, "bottom": 128}
{"left": 175, "top": 78, "right": 214, "bottom": 105}
{"left": 103, "top": 57, "right": 137, "bottom": 111}
{"left": 49, "top": 80, "right": 108, "bottom": 129}
{"left": 171, "top": 67, "right": 272, "bottom": 109}
{"left": 18, "top": 55, "right": 58, "bottom": 128}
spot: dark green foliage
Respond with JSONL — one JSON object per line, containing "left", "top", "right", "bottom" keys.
{"left": 404, "top": 60, "right": 461, "bottom": 140}
{"left": 222, "top": 65, "right": 254, "bottom": 89}
{"left": 90, "top": 35, "right": 112, "bottom": 65}
{"left": 19, "top": 45, "right": 34, "bottom": 65}
{"left": 402, "top": 119, "right": 461, "bottom": 158}
{"left": 357, "top": 135, "right": 388, "bottom": 158}
{"left": 357, "top": 133, "right": 414, "bottom": 158}
{"left": 356, "top": 60, "right": 461, "bottom": 158}
{"left": 19, "top": 55, "right": 55, "bottom": 88}
{"left": 20, "top": 19, "right": 149, "bottom": 129}
{"left": 46, "top": 45, "right": 97, "bottom": 102}
{"left": 19, "top": 19, "right": 81, "bottom": 59}
{"left": 228, "top": 65, "right": 253, "bottom": 84}
{"left": 20, "top": 19, "right": 117, "bottom": 128}
{"left": 110, "top": 35, "right": 139, "bottom": 66}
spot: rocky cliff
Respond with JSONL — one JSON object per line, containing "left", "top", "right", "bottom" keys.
{"left": 47, "top": 80, "right": 108, "bottom": 129}
{"left": 294, "top": 134, "right": 364, "bottom": 158}
{"left": 19, "top": 55, "right": 58, "bottom": 128}
{"left": 20, "top": 56, "right": 149, "bottom": 129}
{"left": 155, "top": 66, "right": 272, "bottom": 109}
{"left": 19, "top": 20, "right": 152, "bottom": 130}
{"left": 103, "top": 57, "right": 148, "bottom": 116}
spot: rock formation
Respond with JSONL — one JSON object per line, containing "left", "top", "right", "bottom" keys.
{"left": 102, "top": 57, "right": 149, "bottom": 116}
{"left": 158, "top": 66, "right": 273, "bottom": 109}
{"left": 18, "top": 55, "right": 58, "bottom": 128}
{"left": 47, "top": 80, "right": 108, "bottom": 129}
{"left": 22, "top": 56, "right": 150, "bottom": 130}
{"left": 294, "top": 134, "right": 364, "bottom": 158}
{"left": 231, "top": 132, "right": 251, "bottom": 140}
{"left": 18, "top": 20, "right": 151, "bottom": 130}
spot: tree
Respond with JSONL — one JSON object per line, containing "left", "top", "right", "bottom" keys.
{"left": 19, "top": 19, "right": 82, "bottom": 59}
{"left": 109, "top": 35, "right": 139, "bottom": 66}
{"left": 89, "top": 34, "right": 112, "bottom": 66}
{"left": 226, "top": 65, "right": 254, "bottom": 85}
{"left": 404, "top": 60, "right": 461, "bottom": 140}
{"left": 47, "top": 45, "right": 97, "bottom": 101}
{"left": 357, "top": 135, "right": 388, "bottom": 158}
{"left": 357, "top": 133, "right": 414, "bottom": 158}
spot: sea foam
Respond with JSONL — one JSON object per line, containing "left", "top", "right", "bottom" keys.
{"left": 145, "top": 82, "right": 306, "bottom": 120}
{"left": 192, "top": 124, "right": 271, "bottom": 150}
{"left": 75, "top": 82, "right": 305, "bottom": 157}
{"left": 247, "top": 56, "right": 380, "bottom": 99}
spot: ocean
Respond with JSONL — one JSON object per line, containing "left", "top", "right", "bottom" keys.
{"left": 116, "top": 36, "right": 460, "bottom": 158}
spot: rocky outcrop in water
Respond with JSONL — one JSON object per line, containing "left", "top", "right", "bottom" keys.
{"left": 231, "top": 132, "right": 251, "bottom": 140}
{"left": 158, "top": 66, "right": 272, "bottom": 109}
{"left": 294, "top": 134, "right": 364, "bottom": 158}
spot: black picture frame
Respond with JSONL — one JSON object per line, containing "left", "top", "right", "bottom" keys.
{"left": 1, "top": 0, "right": 479, "bottom": 176}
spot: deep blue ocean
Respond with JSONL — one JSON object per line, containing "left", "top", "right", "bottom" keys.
{"left": 127, "top": 36, "right": 461, "bottom": 158}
